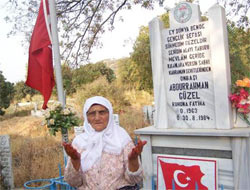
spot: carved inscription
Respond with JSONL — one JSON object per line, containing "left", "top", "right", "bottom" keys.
{"left": 163, "top": 22, "right": 215, "bottom": 128}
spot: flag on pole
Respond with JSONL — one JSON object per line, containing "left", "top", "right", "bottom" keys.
{"left": 26, "top": 0, "right": 55, "bottom": 109}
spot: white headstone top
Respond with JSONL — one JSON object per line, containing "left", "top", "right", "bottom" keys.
{"left": 169, "top": 2, "right": 201, "bottom": 27}
{"left": 149, "top": 2, "right": 232, "bottom": 129}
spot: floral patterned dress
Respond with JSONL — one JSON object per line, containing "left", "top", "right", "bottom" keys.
{"left": 64, "top": 141, "right": 143, "bottom": 190}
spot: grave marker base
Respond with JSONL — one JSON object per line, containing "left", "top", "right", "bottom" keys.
{"left": 135, "top": 126, "right": 250, "bottom": 189}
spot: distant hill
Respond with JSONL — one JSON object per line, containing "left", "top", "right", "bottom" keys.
{"left": 101, "top": 58, "right": 118, "bottom": 72}
{"left": 98, "top": 57, "right": 128, "bottom": 73}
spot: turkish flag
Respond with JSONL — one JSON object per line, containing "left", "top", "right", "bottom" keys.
{"left": 26, "top": 0, "right": 55, "bottom": 109}
{"left": 159, "top": 160, "right": 208, "bottom": 190}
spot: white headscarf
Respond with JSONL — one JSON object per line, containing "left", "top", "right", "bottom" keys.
{"left": 72, "top": 96, "right": 132, "bottom": 172}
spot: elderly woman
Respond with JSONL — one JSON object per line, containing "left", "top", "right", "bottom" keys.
{"left": 63, "top": 96, "right": 146, "bottom": 190}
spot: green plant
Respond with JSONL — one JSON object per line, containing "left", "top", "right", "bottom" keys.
{"left": 74, "top": 77, "right": 130, "bottom": 113}
{"left": 13, "top": 81, "right": 38, "bottom": 102}
{"left": 72, "top": 62, "right": 116, "bottom": 89}
{"left": 44, "top": 102, "right": 80, "bottom": 136}
{"left": 0, "top": 71, "right": 14, "bottom": 115}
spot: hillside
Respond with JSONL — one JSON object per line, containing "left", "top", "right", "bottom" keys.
{"left": 0, "top": 115, "right": 73, "bottom": 188}
{"left": 102, "top": 58, "right": 123, "bottom": 73}
{"left": 0, "top": 102, "right": 148, "bottom": 188}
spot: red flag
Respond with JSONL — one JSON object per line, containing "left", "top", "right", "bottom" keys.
{"left": 26, "top": 0, "right": 55, "bottom": 109}
{"left": 159, "top": 160, "right": 208, "bottom": 190}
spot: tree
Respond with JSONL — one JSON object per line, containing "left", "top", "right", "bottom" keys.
{"left": 3, "top": 0, "right": 156, "bottom": 67}
{"left": 5, "top": 0, "right": 248, "bottom": 68}
{"left": 61, "top": 64, "right": 75, "bottom": 95}
{"left": 0, "top": 71, "right": 14, "bottom": 115}
{"left": 119, "top": 10, "right": 250, "bottom": 93}
{"left": 130, "top": 26, "right": 152, "bottom": 93}
{"left": 72, "top": 61, "right": 116, "bottom": 89}
{"left": 75, "top": 77, "right": 130, "bottom": 113}
{"left": 121, "top": 13, "right": 170, "bottom": 93}
{"left": 117, "top": 57, "right": 137, "bottom": 90}
{"left": 14, "top": 81, "right": 38, "bottom": 101}
{"left": 219, "top": 0, "right": 250, "bottom": 28}
{"left": 227, "top": 22, "right": 250, "bottom": 82}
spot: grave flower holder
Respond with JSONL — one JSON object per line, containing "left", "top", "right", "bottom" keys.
{"left": 233, "top": 110, "right": 250, "bottom": 128}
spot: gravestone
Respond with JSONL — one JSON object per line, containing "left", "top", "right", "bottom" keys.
{"left": 142, "top": 106, "right": 155, "bottom": 125}
{"left": 113, "top": 114, "right": 120, "bottom": 126}
{"left": 31, "top": 102, "right": 44, "bottom": 117}
{"left": 74, "top": 126, "right": 85, "bottom": 136}
{"left": 149, "top": 1, "right": 232, "bottom": 129}
{"left": 0, "top": 135, "right": 14, "bottom": 189}
{"left": 135, "top": 1, "right": 250, "bottom": 190}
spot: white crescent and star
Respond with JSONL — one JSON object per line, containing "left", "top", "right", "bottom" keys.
{"left": 173, "top": 170, "right": 191, "bottom": 188}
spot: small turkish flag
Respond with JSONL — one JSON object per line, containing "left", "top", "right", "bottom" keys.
{"left": 26, "top": 0, "right": 55, "bottom": 109}
{"left": 159, "top": 160, "right": 208, "bottom": 190}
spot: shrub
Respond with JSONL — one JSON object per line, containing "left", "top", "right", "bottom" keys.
{"left": 0, "top": 71, "right": 14, "bottom": 115}
{"left": 124, "top": 89, "right": 154, "bottom": 108}
{"left": 74, "top": 77, "right": 130, "bottom": 114}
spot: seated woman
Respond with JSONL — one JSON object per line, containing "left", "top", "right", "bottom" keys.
{"left": 63, "top": 96, "right": 147, "bottom": 190}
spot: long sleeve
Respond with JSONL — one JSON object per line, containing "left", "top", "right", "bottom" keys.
{"left": 64, "top": 157, "right": 86, "bottom": 188}
{"left": 63, "top": 141, "right": 144, "bottom": 190}
{"left": 123, "top": 141, "right": 144, "bottom": 184}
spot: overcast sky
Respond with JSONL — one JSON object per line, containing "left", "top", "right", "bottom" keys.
{"left": 0, "top": 0, "right": 217, "bottom": 83}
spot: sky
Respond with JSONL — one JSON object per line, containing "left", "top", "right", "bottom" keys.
{"left": 0, "top": 0, "right": 218, "bottom": 83}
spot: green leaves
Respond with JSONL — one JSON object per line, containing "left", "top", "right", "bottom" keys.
{"left": 72, "top": 62, "right": 116, "bottom": 89}
{"left": 0, "top": 71, "right": 14, "bottom": 115}
{"left": 228, "top": 23, "right": 250, "bottom": 83}
{"left": 13, "top": 81, "right": 38, "bottom": 101}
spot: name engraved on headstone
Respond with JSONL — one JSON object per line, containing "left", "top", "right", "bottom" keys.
{"left": 0, "top": 135, "right": 14, "bottom": 189}
{"left": 163, "top": 22, "right": 216, "bottom": 128}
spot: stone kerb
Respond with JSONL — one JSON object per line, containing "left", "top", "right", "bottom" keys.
{"left": 0, "top": 135, "right": 14, "bottom": 189}
{"left": 149, "top": 2, "right": 232, "bottom": 129}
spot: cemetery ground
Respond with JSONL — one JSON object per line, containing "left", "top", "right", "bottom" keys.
{"left": 0, "top": 102, "right": 148, "bottom": 188}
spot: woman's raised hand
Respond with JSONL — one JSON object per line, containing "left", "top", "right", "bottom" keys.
{"left": 63, "top": 142, "right": 81, "bottom": 160}
{"left": 128, "top": 139, "right": 147, "bottom": 161}
{"left": 128, "top": 139, "right": 147, "bottom": 172}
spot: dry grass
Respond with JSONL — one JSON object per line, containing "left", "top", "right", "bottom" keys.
{"left": 0, "top": 116, "right": 76, "bottom": 188}
{"left": 0, "top": 100, "right": 149, "bottom": 188}
{"left": 119, "top": 106, "right": 150, "bottom": 140}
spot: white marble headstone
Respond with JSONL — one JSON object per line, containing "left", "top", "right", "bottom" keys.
{"left": 149, "top": 2, "right": 232, "bottom": 129}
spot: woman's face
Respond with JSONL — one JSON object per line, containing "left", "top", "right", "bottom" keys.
{"left": 87, "top": 104, "right": 109, "bottom": 131}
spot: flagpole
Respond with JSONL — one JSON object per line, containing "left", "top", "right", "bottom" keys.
{"left": 47, "top": 0, "right": 68, "bottom": 166}
{"left": 47, "top": 0, "right": 65, "bottom": 107}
